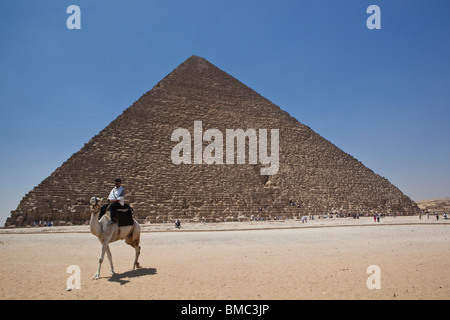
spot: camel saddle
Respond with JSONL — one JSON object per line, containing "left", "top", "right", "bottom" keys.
{"left": 99, "top": 203, "right": 134, "bottom": 227}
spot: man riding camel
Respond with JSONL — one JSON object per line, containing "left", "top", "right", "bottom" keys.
{"left": 101, "top": 178, "right": 126, "bottom": 225}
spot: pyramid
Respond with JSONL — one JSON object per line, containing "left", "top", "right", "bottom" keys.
{"left": 5, "top": 56, "right": 419, "bottom": 227}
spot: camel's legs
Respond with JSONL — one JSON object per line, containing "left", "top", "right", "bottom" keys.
{"left": 133, "top": 242, "right": 141, "bottom": 270}
{"left": 93, "top": 242, "right": 108, "bottom": 279}
{"left": 126, "top": 227, "right": 141, "bottom": 270}
{"left": 106, "top": 245, "right": 115, "bottom": 274}
{"left": 133, "top": 225, "right": 141, "bottom": 270}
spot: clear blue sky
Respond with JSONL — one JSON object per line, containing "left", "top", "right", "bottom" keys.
{"left": 1, "top": 0, "right": 449, "bottom": 224}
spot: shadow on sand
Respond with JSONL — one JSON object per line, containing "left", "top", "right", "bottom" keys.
{"left": 108, "top": 267, "right": 157, "bottom": 285}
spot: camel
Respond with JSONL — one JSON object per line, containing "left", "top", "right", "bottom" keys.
{"left": 89, "top": 197, "right": 141, "bottom": 279}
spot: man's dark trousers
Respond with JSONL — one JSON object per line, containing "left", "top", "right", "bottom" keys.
{"left": 100, "top": 202, "right": 123, "bottom": 223}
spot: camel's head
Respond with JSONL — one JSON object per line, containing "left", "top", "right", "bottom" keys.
{"left": 90, "top": 197, "right": 102, "bottom": 208}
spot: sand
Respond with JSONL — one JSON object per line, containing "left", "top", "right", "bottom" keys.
{"left": 0, "top": 216, "right": 449, "bottom": 300}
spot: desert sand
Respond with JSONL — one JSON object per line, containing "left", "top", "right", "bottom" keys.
{"left": 1, "top": 216, "right": 449, "bottom": 300}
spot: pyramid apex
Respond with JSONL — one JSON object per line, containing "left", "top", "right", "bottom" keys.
{"left": 182, "top": 55, "right": 212, "bottom": 66}
{"left": 186, "top": 55, "right": 208, "bottom": 61}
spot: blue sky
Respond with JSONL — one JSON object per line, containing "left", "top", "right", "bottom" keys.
{"left": 1, "top": 0, "right": 449, "bottom": 224}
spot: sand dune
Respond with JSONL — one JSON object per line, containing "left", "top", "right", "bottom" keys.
{"left": 417, "top": 198, "right": 450, "bottom": 213}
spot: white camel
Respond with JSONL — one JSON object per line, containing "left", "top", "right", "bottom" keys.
{"left": 89, "top": 197, "right": 141, "bottom": 279}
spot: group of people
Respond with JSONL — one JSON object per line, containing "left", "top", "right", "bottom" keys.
{"left": 422, "top": 211, "right": 448, "bottom": 220}
{"left": 289, "top": 200, "right": 302, "bottom": 208}
{"left": 257, "top": 199, "right": 303, "bottom": 212}
{"left": 32, "top": 221, "right": 54, "bottom": 227}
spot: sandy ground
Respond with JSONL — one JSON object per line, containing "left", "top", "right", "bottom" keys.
{"left": 0, "top": 216, "right": 449, "bottom": 300}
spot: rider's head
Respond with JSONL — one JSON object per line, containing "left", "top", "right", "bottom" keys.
{"left": 114, "top": 178, "right": 122, "bottom": 187}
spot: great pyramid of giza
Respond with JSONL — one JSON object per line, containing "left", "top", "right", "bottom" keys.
{"left": 5, "top": 56, "right": 419, "bottom": 227}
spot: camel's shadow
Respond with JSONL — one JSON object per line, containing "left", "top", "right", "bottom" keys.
{"left": 108, "top": 267, "right": 157, "bottom": 285}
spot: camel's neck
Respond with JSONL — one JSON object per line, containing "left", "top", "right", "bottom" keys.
{"left": 90, "top": 206, "right": 102, "bottom": 236}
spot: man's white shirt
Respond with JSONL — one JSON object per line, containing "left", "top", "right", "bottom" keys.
{"left": 108, "top": 186, "right": 125, "bottom": 206}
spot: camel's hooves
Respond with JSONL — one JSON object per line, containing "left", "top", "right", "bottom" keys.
{"left": 93, "top": 274, "right": 100, "bottom": 280}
